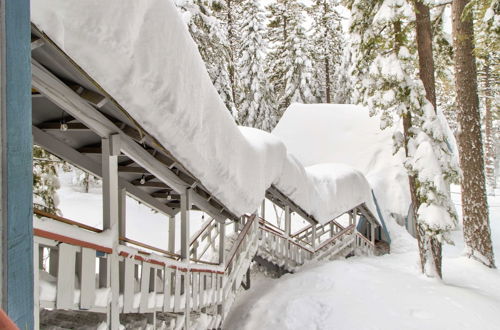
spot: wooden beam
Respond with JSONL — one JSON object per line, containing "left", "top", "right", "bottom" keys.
{"left": 266, "top": 186, "right": 317, "bottom": 224}
{"left": 38, "top": 121, "right": 88, "bottom": 131}
{"left": 31, "top": 37, "right": 44, "bottom": 50}
{"left": 132, "top": 180, "right": 169, "bottom": 188}
{"left": 118, "top": 166, "right": 148, "bottom": 173}
{"left": 32, "top": 126, "right": 177, "bottom": 217}
{"left": 31, "top": 58, "right": 238, "bottom": 222}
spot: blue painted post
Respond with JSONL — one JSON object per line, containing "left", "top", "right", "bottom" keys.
{"left": 2, "top": 0, "right": 34, "bottom": 328}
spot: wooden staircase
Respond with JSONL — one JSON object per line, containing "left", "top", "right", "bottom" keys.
{"left": 34, "top": 206, "right": 376, "bottom": 329}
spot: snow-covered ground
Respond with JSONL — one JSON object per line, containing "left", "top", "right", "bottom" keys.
{"left": 56, "top": 168, "right": 500, "bottom": 329}
{"left": 224, "top": 188, "right": 500, "bottom": 330}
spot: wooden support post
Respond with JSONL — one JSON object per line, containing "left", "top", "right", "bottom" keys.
{"left": 312, "top": 226, "right": 317, "bottom": 250}
{"left": 180, "top": 188, "right": 191, "bottom": 260}
{"left": 119, "top": 187, "right": 126, "bottom": 239}
{"left": 102, "top": 135, "right": 120, "bottom": 330}
{"left": 180, "top": 188, "right": 191, "bottom": 329}
{"left": 219, "top": 221, "right": 225, "bottom": 265}
{"left": 1, "top": 1, "right": 33, "bottom": 327}
{"left": 371, "top": 224, "right": 376, "bottom": 246}
{"left": 168, "top": 215, "right": 176, "bottom": 254}
{"left": 285, "top": 206, "right": 291, "bottom": 237}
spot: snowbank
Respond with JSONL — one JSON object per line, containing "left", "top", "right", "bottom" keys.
{"left": 273, "top": 104, "right": 410, "bottom": 220}
{"left": 31, "top": 1, "right": 379, "bottom": 224}
{"left": 225, "top": 195, "right": 500, "bottom": 330}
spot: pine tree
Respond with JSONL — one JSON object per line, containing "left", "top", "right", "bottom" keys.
{"left": 473, "top": 0, "right": 499, "bottom": 192}
{"left": 266, "top": 0, "right": 317, "bottom": 117}
{"left": 213, "top": 0, "right": 243, "bottom": 116}
{"left": 452, "top": 0, "right": 495, "bottom": 268}
{"left": 237, "top": 0, "right": 277, "bottom": 131}
{"left": 33, "top": 145, "right": 61, "bottom": 215}
{"left": 346, "top": 0, "right": 460, "bottom": 277}
{"left": 432, "top": 6, "right": 458, "bottom": 133}
{"left": 175, "top": 0, "right": 237, "bottom": 118}
{"left": 308, "top": 0, "right": 344, "bottom": 103}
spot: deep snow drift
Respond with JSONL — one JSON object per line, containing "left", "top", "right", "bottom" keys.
{"left": 224, "top": 190, "right": 500, "bottom": 330}
{"left": 31, "top": 0, "right": 378, "bottom": 224}
{"left": 273, "top": 104, "right": 410, "bottom": 221}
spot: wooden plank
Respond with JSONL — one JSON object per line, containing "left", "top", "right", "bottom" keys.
{"left": 80, "top": 248, "right": 96, "bottom": 310}
{"left": 139, "top": 263, "right": 151, "bottom": 313}
{"left": 163, "top": 267, "right": 173, "bottom": 312}
{"left": 34, "top": 229, "right": 112, "bottom": 254}
{"left": 122, "top": 258, "right": 135, "bottom": 313}
{"left": 173, "top": 271, "right": 181, "bottom": 312}
{"left": 56, "top": 244, "right": 78, "bottom": 309}
{"left": 192, "top": 272, "right": 199, "bottom": 311}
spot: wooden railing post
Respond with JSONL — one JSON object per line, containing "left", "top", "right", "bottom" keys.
{"left": 168, "top": 215, "right": 176, "bottom": 254}
{"left": 102, "top": 134, "right": 120, "bottom": 330}
{"left": 219, "top": 221, "right": 225, "bottom": 265}
{"left": 312, "top": 226, "right": 317, "bottom": 251}
{"left": 371, "top": 224, "right": 376, "bottom": 247}
{"left": 180, "top": 188, "right": 191, "bottom": 329}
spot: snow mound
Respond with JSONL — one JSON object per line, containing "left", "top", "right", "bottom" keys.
{"left": 31, "top": 1, "right": 379, "bottom": 224}
{"left": 273, "top": 104, "right": 410, "bottom": 220}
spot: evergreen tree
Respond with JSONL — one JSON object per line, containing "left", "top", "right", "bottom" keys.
{"left": 33, "top": 145, "right": 61, "bottom": 215}
{"left": 237, "top": 0, "right": 277, "bottom": 130}
{"left": 175, "top": 0, "right": 237, "bottom": 117}
{"left": 452, "top": 0, "right": 495, "bottom": 268}
{"left": 335, "top": 44, "right": 355, "bottom": 104}
{"left": 266, "top": 0, "right": 317, "bottom": 117}
{"left": 213, "top": 0, "right": 243, "bottom": 117}
{"left": 308, "top": 0, "right": 344, "bottom": 103}
{"left": 432, "top": 6, "right": 458, "bottom": 133}
{"left": 473, "top": 0, "right": 499, "bottom": 192}
{"left": 346, "top": 0, "right": 460, "bottom": 277}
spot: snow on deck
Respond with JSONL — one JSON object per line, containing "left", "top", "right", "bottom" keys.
{"left": 31, "top": 0, "right": 378, "bottom": 224}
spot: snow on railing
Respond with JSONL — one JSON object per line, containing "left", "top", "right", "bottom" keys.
{"left": 33, "top": 212, "right": 226, "bottom": 329}
{"left": 188, "top": 216, "right": 220, "bottom": 263}
{"left": 33, "top": 207, "right": 374, "bottom": 329}
{"left": 355, "top": 232, "right": 375, "bottom": 256}
{"left": 223, "top": 215, "right": 259, "bottom": 315}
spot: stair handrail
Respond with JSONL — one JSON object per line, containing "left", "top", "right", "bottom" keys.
{"left": 34, "top": 208, "right": 103, "bottom": 233}
{"left": 225, "top": 214, "right": 256, "bottom": 272}
{"left": 189, "top": 216, "right": 216, "bottom": 246}
{"left": 315, "top": 224, "right": 355, "bottom": 251}
{"left": 356, "top": 231, "right": 375, "bottom": 247}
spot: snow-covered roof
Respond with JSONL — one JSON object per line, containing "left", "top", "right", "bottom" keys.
{"left": 273, "top": 104, "right": 410, "bottom": 220}
{"left": 31, "top": 0, "right": 380, "bottom": 224}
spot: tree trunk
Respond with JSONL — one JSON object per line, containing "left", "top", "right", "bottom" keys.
{"left": 452, "top": 0, "right": 495, "bottom": 268}
{"left": 413, "top": 0, "right": 442, "bottom": 278}
{"left": 414, "top": 1, "right": 437, "bottom": 109}
{"left": 325, "top": 59, "right": 331, "bottom": 103}
{"left": 323, "top": 1, "right": 331, "bottom": 104}
{"left": 226, "top": 0, "right": 238, "bottom": 113}
{"left": 483, "top": 58, "right": 496, "bottom": 191}
{"left": 395, "top": 18, "right": 434, "bottom": 276}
